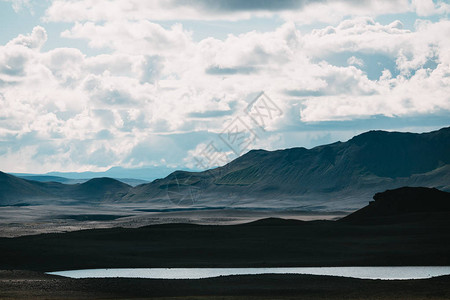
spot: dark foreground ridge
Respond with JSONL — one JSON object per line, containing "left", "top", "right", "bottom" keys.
{"left": 1, "top": 270, "right": 450, "bottom": 300}
{"left": 341, "top": 186, "right": 450, "bottom": 224}
{"left": 0, "top": 187, "right": 449, "bottom": 271}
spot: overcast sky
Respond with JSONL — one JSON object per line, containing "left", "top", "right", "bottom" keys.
{"left": 0, "top": 0, "right": 449, "bottom": 173}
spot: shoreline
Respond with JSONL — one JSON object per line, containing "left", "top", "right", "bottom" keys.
{"left": 1, "top": 270, "right": 450, "bottom": 299}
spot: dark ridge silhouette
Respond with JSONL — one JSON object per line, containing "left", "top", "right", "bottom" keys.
{"left": 242, "top": 217, "right": 305, "bottom": 226}
{"left": 340, "top": 186, "right": 450, "bottom": 224}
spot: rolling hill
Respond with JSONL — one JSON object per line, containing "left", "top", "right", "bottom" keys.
{"left": 0, "top": 174, "right": 131, "bottom": 205}
{"left": 0, "top": 171, "right": 56, "bottom": 205}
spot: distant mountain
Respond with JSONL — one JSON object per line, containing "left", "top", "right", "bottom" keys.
{"left": 122, "top": 127, "right": 450, "bottom": 210}
{"left": 0, "top": 173, "right": 131, "bottom": 205}
{"left": 11, "top": 174, "right": 148, "bottom": 187}
{"left": 45, "top": 166, "right": 191, "bottom": 181}
{"left": 10, "top": 175, "right": 84, "bottom": 184}
{"left": 340, "top": 187, "right": 450, "bottom": 224}
{"left": 10, "top": 166, "right": 183, "bottom": 187}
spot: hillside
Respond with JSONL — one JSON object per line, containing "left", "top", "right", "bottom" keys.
{"left": 68, "top": 178, "right": 132, "bottom": 202}
{"left": 0, "top": 171, "right": 56, "bottom": 205}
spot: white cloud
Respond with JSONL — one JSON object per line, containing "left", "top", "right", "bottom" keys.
{"left": 280, "top": 0, "right": 410, "bottom": 24}
{"left": 347, "top": 56, "right": 364, "bottom": 67}
{"left": 44, "top": 0, "right": 450, "bottom": 24}
{"left": 7, "top": 26, "right": 47, "bottom": 49}
{"left": 1, "top": 12, "right": 450, "bottom": 172}
{"left": 61, "top": 21, "right": 194, "bottom": 56}
{"left": 412, "top": 0, "right": 450, "bottom": 16}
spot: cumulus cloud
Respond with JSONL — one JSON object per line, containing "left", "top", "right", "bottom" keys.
{"left": 8, "top": 26, "right": 47, "bottom": 49}
{"left": 1, "top": 6, "right": 450, "bottom": 172}
{"left": 347, "top": 56, "right": 364, "bottom": 67}
{"left": 412, "top": 0, "right": 450, "bottom": 16}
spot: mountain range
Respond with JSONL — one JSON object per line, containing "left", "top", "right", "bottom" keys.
{"left": 124, "top": 126, "right": 450, "bottom": 210}
{"left": 10, "top": 165, "right": 188, "bottom": 183}
{"left": 1, "top": 126, "right": 449, "bottom": 210}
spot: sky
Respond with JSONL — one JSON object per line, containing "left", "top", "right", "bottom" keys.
{"left": 0, "top": 0, "right": 449, "bottom": 174}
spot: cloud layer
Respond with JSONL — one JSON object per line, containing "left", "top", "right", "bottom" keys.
{"left": 43, "top": 0, "right": 450, "bottom": 23}
{"left": 0, "top": 0, "right": 449, "bottom": 172}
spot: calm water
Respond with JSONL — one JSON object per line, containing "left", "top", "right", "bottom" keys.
{"left": 47, "top": 267, "right": 450, "bottom": 280}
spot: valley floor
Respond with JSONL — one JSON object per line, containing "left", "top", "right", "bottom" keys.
{"left": 0, "top": 205, "right": 346, "bottom": 237}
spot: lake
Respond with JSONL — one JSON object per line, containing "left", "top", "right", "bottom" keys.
{"left": 47, "top": 266, "right": 450, "bottom": 280}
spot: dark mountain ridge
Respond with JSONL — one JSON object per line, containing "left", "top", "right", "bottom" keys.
{"left": 122, "top": 126, "right": 450, "bottom": 210}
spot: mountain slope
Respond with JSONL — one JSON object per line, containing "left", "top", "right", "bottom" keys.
{"left": 0, "top": 171, "right": 57, "bottom": 205}
{"left": 123, "top": 127, "right": 450, "bottom": 210}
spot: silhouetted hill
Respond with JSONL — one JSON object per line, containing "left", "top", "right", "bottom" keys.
{"left": 243, "top": 217, "right": 305, "bottom": 226}
{"left": 123, "top": 127, "right": 450, "bottom": 210}
{"left": 341, "top": 187, "right": 450, "bottom": 224}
